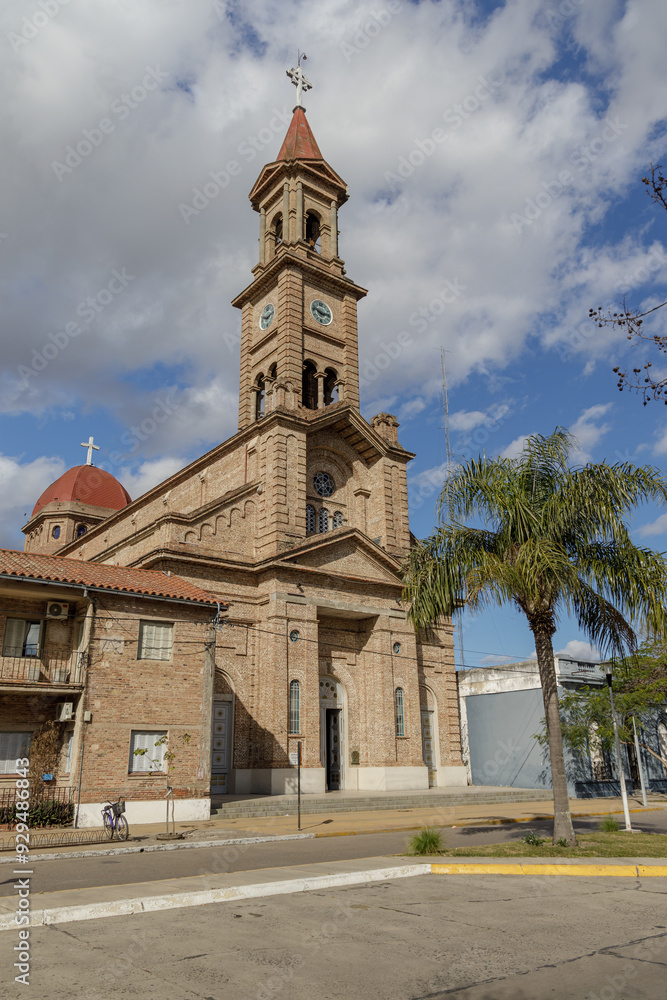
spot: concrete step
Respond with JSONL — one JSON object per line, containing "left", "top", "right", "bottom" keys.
{"left": 210, "top": 788, "right": 544, "bottom": 819}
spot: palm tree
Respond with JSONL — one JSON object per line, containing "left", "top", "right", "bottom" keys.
{"left": 403, "top": 428, "right": 667, "bottom": 844}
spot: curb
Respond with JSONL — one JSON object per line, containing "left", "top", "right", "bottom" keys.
{"left": 2, "top": 858, "right": 666, "bottom": 932}
{"left": 431, "top": 862, "right": 667, "bottom": 877}
{"left": 0, "top": 832, "right": 315, "bottom": 865}
{"left": 0, "top": 863, "right": 429, "bottom": 931}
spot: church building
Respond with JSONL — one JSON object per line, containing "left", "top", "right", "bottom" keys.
{"left": 21, "top": 66, "right": 465, "bottom": 808}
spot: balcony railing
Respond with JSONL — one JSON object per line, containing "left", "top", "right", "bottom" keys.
{"left": 0, "top": 650, "right": 86, "bottom": 686}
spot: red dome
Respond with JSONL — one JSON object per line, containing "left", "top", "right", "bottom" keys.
{"left": 32, "top": 465, "right": 131, "bottom": 517}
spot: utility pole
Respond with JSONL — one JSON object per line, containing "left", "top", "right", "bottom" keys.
{"left": 605, "top": 666, "right": 632, "bottom": 831}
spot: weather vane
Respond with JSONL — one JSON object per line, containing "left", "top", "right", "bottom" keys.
{"left": 286, "top": 51, "right": 312, "bottom": 110}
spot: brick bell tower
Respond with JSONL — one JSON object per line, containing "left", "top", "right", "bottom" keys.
{"left": 232, "top": 58, "right": 367, "bottom": 429}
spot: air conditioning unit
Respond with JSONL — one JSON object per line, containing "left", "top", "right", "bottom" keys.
{"left": 55, "top": 702, "right": 73, "bottom": 722}
{"left": 45, "top": 602, "right": 69, "bottom": 620}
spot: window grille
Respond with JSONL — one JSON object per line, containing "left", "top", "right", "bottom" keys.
{"left": 332, "top": 511, "right": 343, "bottom": 528}
{"left": 306, "top": 504, "right": 316, "bottom": 534}
{"left": 395, "top": 688, "right": 405, "bottom": 737}
{"left": 318, "top": 508, "right": 329, "bottom": 533}
{"left": 129, "top": 730, "right": 167, "bottom": 773}
{"left": 289, "top": 680, "right": 300, "bottom": 734}
{"left": 137, "top": 622, "right": 173, "bottom": 661}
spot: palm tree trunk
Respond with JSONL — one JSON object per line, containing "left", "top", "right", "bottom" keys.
{"left": 532, "top": 624, "right": 577, "bottom": 846}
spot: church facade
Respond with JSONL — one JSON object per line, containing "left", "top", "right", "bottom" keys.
{"left": 23, "top": 84, "right": 465, "bottom": 802}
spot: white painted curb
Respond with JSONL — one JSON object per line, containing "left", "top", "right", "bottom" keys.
{"left": 0, "top": 864, "right": 430, "bottom": 931}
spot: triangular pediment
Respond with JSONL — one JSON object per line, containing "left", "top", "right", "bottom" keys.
{"left": 276, "top": 529, "right": 403, "bottom": 585}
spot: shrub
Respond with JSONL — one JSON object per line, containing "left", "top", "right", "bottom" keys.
{"left": 409, "top": 827, "right": 443, "bottom": 855}
{"left": 599, "top": 816, "right": 620, "bottom": 833}
{"left": 555, "top": 838, "right": 568, "bottom": 847}
{"left": 523, "top": 831, "right": 545, "bottom": 846}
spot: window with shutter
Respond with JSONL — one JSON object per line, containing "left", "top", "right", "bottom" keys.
{"left": 137, "top": 622, "right": 173, "bottom": 660}
{"left": 0, "top": 731, "right": 32, "bottom": 774}
{"left": 129, "top": 730, "right": 167, "bottom": 772}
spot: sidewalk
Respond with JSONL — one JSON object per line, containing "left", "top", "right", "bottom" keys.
{"left": 2, "top": 792, "right": 663, "bottom": 861}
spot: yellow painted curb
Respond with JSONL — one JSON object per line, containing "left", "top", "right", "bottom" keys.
{"left": 431, "top": 863, "right": 667, "bottom": 877}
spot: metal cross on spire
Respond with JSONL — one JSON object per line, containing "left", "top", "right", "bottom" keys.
{"left": 80, "top": 436, "right": 100, "bottom": 466}
{"left": 286, "top": 51, "right": 312, "bottom": 110}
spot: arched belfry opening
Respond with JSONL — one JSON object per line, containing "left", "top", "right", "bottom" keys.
{"left": 302, "top": 360, "right": 318, "bottom": 410}
{"left": 255, "top": 373, "right": 265, "bottom": 420}
{"left": 324, "top": 367, "right": 339, "bottom": 405}
{"left": 273, "top": 214, "right": 283, "bottom": 247}
{"left": 305, "top": 211, "right": 321, "bottom": 252}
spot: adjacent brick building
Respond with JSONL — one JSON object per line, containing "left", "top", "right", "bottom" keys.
{"left": 0, "top": 550, "right": 218, "bottom": 826}
{"left": 19, "top": 96, "right": 466, "bottom": 804}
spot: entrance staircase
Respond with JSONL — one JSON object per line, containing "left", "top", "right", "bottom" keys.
{"left": 210, "top": 786, "right": 546, "bottom": 820}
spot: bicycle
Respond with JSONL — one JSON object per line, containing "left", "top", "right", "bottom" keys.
{"left": 101, "top": 799, "right": 130, "bottom": 841}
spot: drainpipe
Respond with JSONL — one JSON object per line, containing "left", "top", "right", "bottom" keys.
{"left": 73, "top": 596, "right": 95, "bottom": 828}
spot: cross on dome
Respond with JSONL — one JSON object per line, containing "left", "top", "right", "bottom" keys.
{"left": 80, "top": 435, "right": 100, "bottom": 466}
{"left": 286, "top": 52, "right": 312, "bottom": 110}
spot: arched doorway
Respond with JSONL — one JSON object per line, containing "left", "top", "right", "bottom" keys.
{"left": 319, "top": 677, "right": 344, "bottom": 790}
{"left": 211, "top": 670, "right": 234, "bottom": 794}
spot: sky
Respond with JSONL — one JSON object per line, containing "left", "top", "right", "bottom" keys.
{"left": 1, "top": 0, "right": 667, "bottom": 669}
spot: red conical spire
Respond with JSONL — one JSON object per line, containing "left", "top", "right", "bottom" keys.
{"left": 276, "top": 108, "right": 323, "bottom": 162}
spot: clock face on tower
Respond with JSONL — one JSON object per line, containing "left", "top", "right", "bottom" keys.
{"left": 259, "top": 303, "right": 275, "bottom": 330}
{"left": 310, "top": 299, "right": 332, "bottom": 326}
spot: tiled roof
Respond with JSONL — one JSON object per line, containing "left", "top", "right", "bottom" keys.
{"left": 276, "top": 108, "right": 323, "bottom": 161}
{"left": 32, "top": 465, "right": 131, "bottom": 516}
{"left": 0, "top": 549, "right": 219, "bottom": 606}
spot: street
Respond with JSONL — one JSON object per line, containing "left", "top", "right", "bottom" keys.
{"left": 1, "top": 810, "right": 664, "bottom": 898}
{"left": 2, "top": 871, "right": 666, "bottom": 999}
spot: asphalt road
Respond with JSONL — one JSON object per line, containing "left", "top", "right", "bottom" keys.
{"left": 1, "top": 809, "right": 665, "bottom": 897}
{"left": 2, "top": 871, "right": 666, "bottom": 999}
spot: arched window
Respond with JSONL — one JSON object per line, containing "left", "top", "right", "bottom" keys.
{"left": 305, "top": 505, "right": 316, "bottom": 534}
{"left": 323, "top": 368, "right": 339, "bottom": 405}
{"left": 302, "top": 360, "right": 318, "bottom": 410}
{"left": 289, "top": 680, "right": 300, "bottom": 734}
{"left": 255, "top": 374, "right": 265, "bottom": 420}
{"left": 305, "top": 212, "right": 321, "bottom": 252}
{"left": 268, "top": 362, "right": 277, "bottom": 380}
{"left": 395, "top": 688, "right": 405, "bottom": 737}
{"left": 76, "top": 524, "right": 87, "bottom": 538}
{"left": 332, "top": 511, "right": 344, "bottom": 528}
{"left": 318, "top": 508, "right": 329, "bottom": 533}
{"left": 274, "top": 214, "right": 283, "bottom": 246}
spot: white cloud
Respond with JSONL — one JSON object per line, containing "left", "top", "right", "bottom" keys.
{"left": 556, "top": 639, "right": 601, "bottom": 662}
{"left": 0, "top": 454, "right": 66, "bottom": 548}
{"left": 118, "top": 457, "right": 186, "bottom": 502}
{"left": 569, "top": 403, "right": 613, "bottom": 462}
{"left": 638, "top": 512, "right": 667, "bottom": 538}
{"left": 501, "top": 433, "right": 533, "bottom": 460}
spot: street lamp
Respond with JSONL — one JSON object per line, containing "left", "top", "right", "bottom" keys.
{"left": 605, "top": 665, "right": 632, "bottom": 831}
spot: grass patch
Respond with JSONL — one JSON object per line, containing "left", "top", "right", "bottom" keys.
{"left": 408, "top": 827, "right": 444, "bottom": 855}
{"left": 431, "top": 831, "right": 667, "bottom": 859}
{"left": 599, "top": 817, "right": 620, "bottom": 833}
